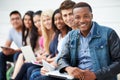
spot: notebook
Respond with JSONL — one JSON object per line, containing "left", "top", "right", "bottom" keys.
{"left": 42, "top": 60, "right": 74, "bottom": 79}
{"left": 21, "top": 46, "right": 36, "bottom": 62}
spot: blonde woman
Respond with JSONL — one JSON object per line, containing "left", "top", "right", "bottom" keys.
{"left": 41, "top": 9, "right": 54, "bottom": 55}
{"left": 28, "top": 10, "right": 57, "bottom": 80}
{"left": 35, "top": 9, "right": 55, "bottom": 62}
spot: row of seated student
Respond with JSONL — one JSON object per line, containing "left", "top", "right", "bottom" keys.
{"left": 0, "top": 0, "right": 120, "bottom": 80}
{"left": 9, "top": 1, "right": 76, "bottom": 80}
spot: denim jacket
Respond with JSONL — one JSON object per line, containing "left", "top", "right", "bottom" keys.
{"left": 58, "top": 22, "right": 120, "bottom": 80}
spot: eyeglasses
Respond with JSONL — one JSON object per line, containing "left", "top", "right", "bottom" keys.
{"left": 11, "top": 17, "right": 21, "bottom": 21}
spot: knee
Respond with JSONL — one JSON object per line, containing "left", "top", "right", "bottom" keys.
{"left": 27, "top": 67, "right": 33, "bottom": 74}
{"left": 13, "top": 52, "right": 21, "bottom": 61}
{"left": 27, "top": 66, "right": 36, "bottom": 76}
{"left": 30, "top": 71, "right": 40, "bottom": 79}
{"left": 0, "top": 52, "right": 6, "bottom": 65}
{"left": 0, "top": 51, "right": 5, "bottom": 59}
{"left": 0, "top": 51, "right": 4, "bottom": 55}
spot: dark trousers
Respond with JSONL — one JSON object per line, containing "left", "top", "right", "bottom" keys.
{"left": 34, "top": 76, "right": 65, "bottom": 80}
{"left": 34, "top": 75, "right": 79, "bottom": 80}
{"left": 0, "top": 51, "right": 20, "bottom": 80}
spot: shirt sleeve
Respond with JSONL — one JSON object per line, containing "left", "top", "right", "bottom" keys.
{"left": 95, "top": 30, "right": 120, "bottom": 80}
{"left": 7, "top": 29, "right": 13, "bottom": 42}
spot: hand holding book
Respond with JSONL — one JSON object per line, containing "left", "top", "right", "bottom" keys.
{"left": 0, "top": 46, "right": 16, "bottom": 55}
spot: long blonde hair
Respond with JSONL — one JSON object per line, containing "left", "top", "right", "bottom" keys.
{"left": 41, "top": 10, "right": 54, "bottom": 54}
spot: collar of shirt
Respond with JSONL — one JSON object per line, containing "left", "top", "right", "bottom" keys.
{"left": 79, "top": 22, "right": 95, "bottom": 39}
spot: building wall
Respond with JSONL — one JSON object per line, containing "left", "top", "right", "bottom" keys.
{"left": 0, "top": 0, "right": 120, "bottom": 36}
{"left": 0, "top": 0, "right": 120, "bottom": 79}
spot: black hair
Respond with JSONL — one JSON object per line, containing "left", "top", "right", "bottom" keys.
{"left": 52, "top": 9, "right": 71, "bottom": 34}
{"left": 30, "top": 10, "right": 42, "bottom": 51}
{"left": 73, "top": 2, "right": 92, "bottom": 13}
{"left": 30, "top": 26, "right": 38, "bottom": 51}
{"left": 52, "top": 9, "right": 60, "bottom": 33}
{"left": 33, "top": 10, "right": 42, "bottom": 17}
{"left": 22, "top": 11, "right": 34, "bottom": 46}
{"left": 9, "top": 10, "right": 21, "bottom": 17}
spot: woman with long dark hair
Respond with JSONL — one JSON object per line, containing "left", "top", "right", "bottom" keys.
{"left": 22, "top": 11, "right": 34, "bottom": 46}
{"left": 30, "top": 10, "right": 42, "bottom": 52}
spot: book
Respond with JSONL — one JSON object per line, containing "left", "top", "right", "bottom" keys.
{"left": 42, "top": 60, "right": 74, "bottom": 79}
{"left": 21, "top": 46, "right": 42, "bottom": 66}
{"left": 0, "top": 46, "right": 13, "bottom": 50}
{"left": 21, "top": 46, "right": 36, "bottom": 62}
{"left": 46, "top": 70, "right": 74, "bottom": 79}
{"left": 42, "top": 59, "right": 55, "bottom": 71}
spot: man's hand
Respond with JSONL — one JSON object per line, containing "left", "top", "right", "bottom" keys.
{"left": 15, "top": 49, "right": 21, "bottom": 52}
{"left": 65, "top": 66, "right": 84, "bottom": 79}
{"left": 41, "top": 67, "right": 49, "bottom": 75}
{"left": 83, "top": 70, "right": 96, "bottom": 80}
{"left": 2, "top": 48, "right": 16, "bottom": 55}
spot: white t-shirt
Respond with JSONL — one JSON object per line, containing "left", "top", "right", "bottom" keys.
{"left": 57, "top": 34, "right": 65, "bottom": 53}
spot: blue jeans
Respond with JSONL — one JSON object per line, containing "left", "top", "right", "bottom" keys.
{"left": 34, "top": 74, "right": 79, "bottom": 80}
{"left": 34, "top": 76, "right": 79, "bottom": 80}
{"left": 27, "top": 65, "right": 41, "bottom": 80}
{"left": 30, "top": 68, "right": 41, "bottom": 80}
{"left": 34, "top": 76, "right": 65, "bottom": 80}
{"left": 0, "top": 51, "right": 20, "bottom": 80}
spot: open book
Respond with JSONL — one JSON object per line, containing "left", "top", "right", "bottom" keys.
{"left": 21, "top": 46, "right": 42, "bottom": 66}
{"left": 42, "top": 60, "right": 74, "bottom": 79}
{"left": 21, "top": 46, "right": 36, "bottom": 62}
